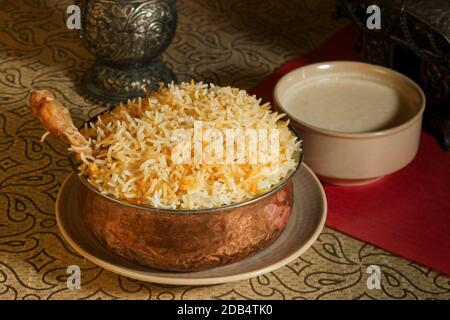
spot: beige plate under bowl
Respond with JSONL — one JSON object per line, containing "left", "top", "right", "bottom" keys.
{"left": 55, "top": 163, "right": 327, "bottom": 286}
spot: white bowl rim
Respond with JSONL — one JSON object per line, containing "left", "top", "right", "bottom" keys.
{"left": 273, "top": 61, "right": 426, "bottom": 140}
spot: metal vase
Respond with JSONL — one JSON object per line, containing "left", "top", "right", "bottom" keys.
{"left": 80, "top": 0, "right": 177, "bottom": 105}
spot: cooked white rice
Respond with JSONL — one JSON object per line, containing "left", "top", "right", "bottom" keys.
{"left": 75, "top": 81, "right": 301, "bottom": 210}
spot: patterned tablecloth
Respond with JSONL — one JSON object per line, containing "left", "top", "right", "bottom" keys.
{"left": 1, "top": 0, "right": 449, "bottom": 300}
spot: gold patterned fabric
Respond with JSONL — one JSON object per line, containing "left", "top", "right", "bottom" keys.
{"left": 0, "top": 0, "right": 449, "bottom": 300}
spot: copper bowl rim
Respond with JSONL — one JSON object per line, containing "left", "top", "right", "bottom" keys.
{"left": 69, "top": 109, "right": 303, "bottom": 215}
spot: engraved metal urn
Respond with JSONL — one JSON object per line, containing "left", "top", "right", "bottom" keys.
{"left": 80, "top": 0, "right": 177, "bottom": 105}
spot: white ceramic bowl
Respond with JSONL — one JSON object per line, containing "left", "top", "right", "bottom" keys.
{"left": 274, "top": 61, "right": 426, "bottom": 186}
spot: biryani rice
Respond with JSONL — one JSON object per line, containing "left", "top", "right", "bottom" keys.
{"left": 74, "top": 81, "right": 301, "bottom": 210}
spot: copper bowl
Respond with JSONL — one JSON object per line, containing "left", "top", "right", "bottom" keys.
{"left": 70, "top": 117, "right": 302, "bottom": 272}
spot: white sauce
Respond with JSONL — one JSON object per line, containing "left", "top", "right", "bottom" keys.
{"left": 283, "top": 77, "right": 410, "bottom": 133}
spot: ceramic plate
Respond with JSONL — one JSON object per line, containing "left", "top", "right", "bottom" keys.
{"left": 55, "top": 163, "right": 327, "bottom": 285}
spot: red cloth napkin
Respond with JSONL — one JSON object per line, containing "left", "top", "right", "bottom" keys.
{"left": 249, "top": 24, "right": 450, "bottom": 275}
